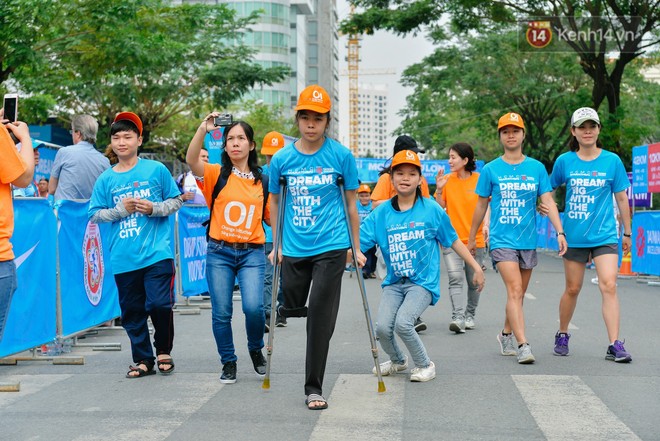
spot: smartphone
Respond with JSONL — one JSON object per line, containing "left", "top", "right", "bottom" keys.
{"left": 3, "top": 93, "right": 18, "bottom": 123}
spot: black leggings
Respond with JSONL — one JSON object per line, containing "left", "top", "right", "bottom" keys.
{"left": 280, "top": 249, "right": 347, "bottom": 396}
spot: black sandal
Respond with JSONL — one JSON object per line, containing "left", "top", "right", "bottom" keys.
{"left": 305, "top": 394, "right": 328, "bottom": 410}
{"left": 157, "top": 356, "right": 175, "bottom": 375}
{"left": 126, "top": 360, "right": 155, "bottom": 379}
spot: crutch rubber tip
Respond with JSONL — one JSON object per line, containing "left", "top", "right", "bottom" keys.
{"left": 378, "top": 381, "right": 386, "bottom": 393}
{"left": 262, "top": 378, "right": 271, "bottom": 389}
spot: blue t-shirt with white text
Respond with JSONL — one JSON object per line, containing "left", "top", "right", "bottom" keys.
{"left": 475, "top": 156, "right": 552, "bottom": 251}
{"left": 550, "top": 150, "right": 629, "bottom": 247}
{"left": 88, "top": 159, "right": 181, "bottom": 274}
{"left": 356, "top": 200, "right": 373, "bottom": 223}
{"left": 359, "top": 197, "right": 458, "bottom": 304}
{"left": 268, "top": 137, "right": 359, "bottom": 257}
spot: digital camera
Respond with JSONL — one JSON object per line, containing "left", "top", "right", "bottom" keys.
{"left": 214, "top": 113, "right": 233, "bottom": 127}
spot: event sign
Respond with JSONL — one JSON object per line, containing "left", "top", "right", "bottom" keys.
{"left": 204, "top": 128, "right": 224, "bottom": 164}
{"left": 176, "top": 205, "right": 210, "bottom": 297}
{"left": 632, "top": 143, "right": 660, "bottom": 195}
{"left": 627, "top": 172, "right": 651, "bottom": 208}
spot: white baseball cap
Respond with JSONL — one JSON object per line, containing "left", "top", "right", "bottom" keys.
{"left": 571, "top": 107, "right": 600, "bottom": 127}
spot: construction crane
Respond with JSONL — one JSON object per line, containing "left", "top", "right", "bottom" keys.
{"left": 346, "top": 5, "right": 361, "bottom": 156}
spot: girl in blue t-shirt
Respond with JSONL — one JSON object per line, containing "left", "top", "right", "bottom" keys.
{"left": 268, "top": 85, "right": 365, "bottom": 410}
{"left": 360, "top": 150, "right": 485, "bottom": 383}
{"left": 547, "top": 107, "right": 633, "bottom": 363}
{"left": 469, "top": 112, "right": 566, "bottom": 365}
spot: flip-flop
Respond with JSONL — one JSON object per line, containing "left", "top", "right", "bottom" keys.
{"left": 126, "top": 362, "right": 156, "bottom": 379}
{"left": 305, "top": 394, "right": 328, "bottom": 410}
{"left": 157, "top": 356, "right": 175, "bottom": 375}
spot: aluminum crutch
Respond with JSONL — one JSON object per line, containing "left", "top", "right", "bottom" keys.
{"left": 336, "top": 176, "right": 386, "bottom": 393}
{"left": 262, "top": 176, "right": 287, "bottom": 389}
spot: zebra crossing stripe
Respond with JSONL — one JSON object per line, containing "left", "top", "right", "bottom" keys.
{"left": 310, "top": 374, "right": 405, "bottom": 440}
{"left": 513, "top": 375, "right": 641, "bottom": 441}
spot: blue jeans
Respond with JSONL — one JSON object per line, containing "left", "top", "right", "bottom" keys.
{"left": 0, "top": 260, "right": 17, "bottom": 342}
{"left": 376, "top": 278, "right": 432, "bottom": 368}
{"left": 443, "top": 246, "right": 485, "bottom": 319}
{"left": 263, "top": 242, "right": 283, "bottom": 316}
{"left": 207, "top": 241, "right": 265, "bottom": 364}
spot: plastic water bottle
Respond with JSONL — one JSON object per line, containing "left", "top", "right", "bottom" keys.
{"left": 61, "top": 338, "right": 73, "bottom": 353}
{"left": 43, "top": 340, "right": 62, "bottom": 356}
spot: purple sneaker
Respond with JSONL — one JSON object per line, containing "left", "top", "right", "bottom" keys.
{"left": 606, "top": 340, "right": 632, "bottom": 363}
{"left": 554, "top": 332, "right": 570, "bottom": 356}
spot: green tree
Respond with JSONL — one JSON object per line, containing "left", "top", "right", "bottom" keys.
{"left": 343, "top": 0, "right": 660, "bottom": 160}
{"left": 10, "top": 0, "right": 288, "bottom": 149}
{"left": 398, "top": 30, "right": 592, "bottom": 170}
{"left": 0, "top": 0, "right": 68, "bottom": 86}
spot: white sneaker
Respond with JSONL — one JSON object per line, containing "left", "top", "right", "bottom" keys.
{"left": 517, "top": 343, "right": 536, "bottom": 364}
{"left": 373, "top": 355, "right": 408, "bottom": 376}
{"left": 449, "top": 317, "right": 466, "bottom": 334}
{"left": 497, "top": 332, "right": 517, "bottom": 356}
{"left": 465, "top": 316, "right": 475, "bottom": 330}
{"left": 410, "top": 361, "right": 436, "bottom": 382}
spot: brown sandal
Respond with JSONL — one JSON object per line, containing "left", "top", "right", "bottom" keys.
{"left": 157, "top": 356, "right": 175, "bottom": 375}
{"left": 126, "top": 360, "right": 155, "bottom": 379}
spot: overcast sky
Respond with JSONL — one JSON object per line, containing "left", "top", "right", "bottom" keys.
{"left": 335, "top": 1, "right": 436, "bottom": 149}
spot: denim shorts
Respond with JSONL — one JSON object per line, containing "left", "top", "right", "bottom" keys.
{"left": 490, "top": 248, "right": 538, "bottom": 270}
{"left": 563, "top": 244, "right": 617, "bottom": 263}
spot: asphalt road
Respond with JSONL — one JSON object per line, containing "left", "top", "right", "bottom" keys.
{"left": 1, "top": 252, "right": 658, "bottom": 441}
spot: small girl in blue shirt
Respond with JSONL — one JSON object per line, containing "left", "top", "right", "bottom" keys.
{"left": 360, "top": 150, "right": 484, "bottom": 382}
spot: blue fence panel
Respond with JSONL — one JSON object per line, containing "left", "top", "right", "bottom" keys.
{"left": 57, "top": 200, "right": 120, "bottom": 336}
{"left": 632, "top": 211, "right": 660, "bottom": 276}
{"left": 0, "top": 199, "right": 57, "bottom": 357}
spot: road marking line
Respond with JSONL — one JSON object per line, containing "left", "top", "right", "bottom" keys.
{"left": 513, "top": 375, "right": 641, "bottom": 441}
{"left": 310, "top": 374, "right": 405, "bottom": 440}
{"left": 556, "top": 319, "right": 579, "bottom": 330}
{"left": 0, "top": 374, "right": 71, "bottom": 407}
{"left": 524, "top": 292, "right": 536, "bottom": 299}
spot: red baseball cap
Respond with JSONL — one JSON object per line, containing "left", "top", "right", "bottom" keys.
{"left": 113, "top": 112, "right": 143, "bottom": 136}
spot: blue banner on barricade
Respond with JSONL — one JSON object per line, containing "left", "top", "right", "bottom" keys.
{"left": 177, "top": 205, "right": 209, "bottom": 297}
{"left": 536, "top": 213, "right": 549, "bottom": 249}
{"left": 57, "top": 200, "right": 120, "bottom": 337}
{"left": 354, "top": 158, "right": 485, "bottom": 184}
{"left": 535, "top": 212, "right": 562, "bottom": 251}
{"left": 632, "top": 211, "right": 660, "bottom": 276}
{"left": 0, "top": 199, "right": 57, "bottom": 358}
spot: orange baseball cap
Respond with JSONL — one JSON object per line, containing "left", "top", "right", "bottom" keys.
{"left": 358, "top": 184, "right": 371, "bottom": 194}
{"left": 113, "top": 111, "right": 143, "bottom": 136}
{"left": 497, "top": 112, "right": 525, "bottom": 131}
{"left": 261, "top": 131, "right": 285, "bottom": 155}
{"left": 294, "top": 85, "right": 331, "bottom": 114}
{"left": 391, "top": 149, "right": 422, "bottom": 169}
